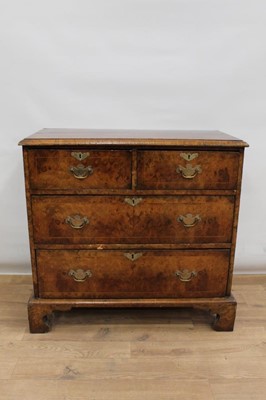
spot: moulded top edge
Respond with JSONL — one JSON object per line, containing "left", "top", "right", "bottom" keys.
{"left": 18, "top": 129, "right": 249, "bottom": 147}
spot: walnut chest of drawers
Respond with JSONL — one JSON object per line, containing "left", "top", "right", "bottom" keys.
{"left": 19, "top": 129, "right": 248, "bottom": 333}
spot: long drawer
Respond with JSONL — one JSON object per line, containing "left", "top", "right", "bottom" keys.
{"left": 137, "top": 150, "right": 240, "bottom": 190}
{"left": 32, "top": 195, "right": 234, "bottom": 244}
{"left": 27, "top": 149, "right": 132, "bottom": 190}
{"left": 37, "top": 249, "right": 230, "bottom": 299}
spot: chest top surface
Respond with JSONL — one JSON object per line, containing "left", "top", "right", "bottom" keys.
{"left": 19, "top": 128, "right": 248, "bottom": 147}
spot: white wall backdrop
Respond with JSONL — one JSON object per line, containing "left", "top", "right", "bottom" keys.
{"left": 0, "top": 0, "right": 265, "bottom": 274}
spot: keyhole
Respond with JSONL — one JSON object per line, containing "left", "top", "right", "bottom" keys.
{"left": 131, "top": 254, "right": 134, "bottom": 260}
{"left": 187, "top": 154, "right": 191, "bottom": 160}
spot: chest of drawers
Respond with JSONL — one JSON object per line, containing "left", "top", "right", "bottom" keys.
{"left": 19, "top": 129, "right": 248, "bottom": 333}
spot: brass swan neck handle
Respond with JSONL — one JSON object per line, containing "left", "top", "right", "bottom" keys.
{"left": 175, "top": 269, "right": 197, "bottom": 282}
{"left": 68, "top": 269, "right": 92, "bottom": 282}
{"left": 65, "top": 214, "right": 89, "bottom": 229}
{"left": 70, "top": 164, "right": 93, "bottom": 179}
{"left": 177, "top": 214, "right": 201, "bottom": 228}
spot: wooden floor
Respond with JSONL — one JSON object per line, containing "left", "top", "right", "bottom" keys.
{"left": 0, "top": 275, "right": 265, "bottom": 400}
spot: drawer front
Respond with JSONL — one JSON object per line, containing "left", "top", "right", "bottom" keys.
{"left": 37, "top": 249, "right": 229, "bottom": 298}
{"left": 28, "top": 149, "right": 132, "bottom": 190}
{"left": 32, "top": 195, "right": 234, "bottom": 244}
{"left": 137, "top": 150, "right": 240, "bottom": 189}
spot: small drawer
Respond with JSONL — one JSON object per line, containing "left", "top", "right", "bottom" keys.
{"left": 137, "top": 150, "right": 240, "bottom": 189}
{"left": 32, "top": 195, "right": 234, "bottom": 244}
{"left": 37, "top": 249, "right": 230, "bottom": 299}
{"left": 27, "top": 149, "right": 132, "bottom": 190}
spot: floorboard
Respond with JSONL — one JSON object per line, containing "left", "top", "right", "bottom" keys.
{"left": 0, "top": 274, "right": 265, "bottom": 399}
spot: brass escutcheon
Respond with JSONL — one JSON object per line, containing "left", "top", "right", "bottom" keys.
{"left": 124, "top": 252, "right": 143, "bottom": 261}
{"left": 175, "top": 269, "right": 197, "bottom": 282}
{"left": 70, "top": 164, "right": 93, "bottom": 179}
{"left": 65, "top": 214, "right": 89, "bottom": 229}
{"left": 124, "top": 197, "right": 143, "bottom": 207}
{"left": 68, "top": 269, "right": 92, "bottom": 282}
{"left": 180, "top": 152, "right": 199, "bottom": 162}
{"left": 71, "top": 152, "right": 90, "bottom": 161}
{"left": 177, "top": 213, "right": 201, "bottom": 227}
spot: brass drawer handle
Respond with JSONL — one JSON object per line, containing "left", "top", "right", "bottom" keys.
{"left": 68, "top": 269, "right": 92, "bottom": 282}
{"left": 175, "top": 269, "right": 197, "bottom": 282}
{"left": 65, "top": 214, "right": 89, "bottom": 229}
{"left": 124, "top": 197, "right": 143, "bottom": 207}
{"left": 176, "top": 164, "right": 202, "bottom": 179}
{"left": 177, "top": 213, "right": 201, "bottom": 227}
{"left": 70, "top": 164, "right": 93, "bottom": 179}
